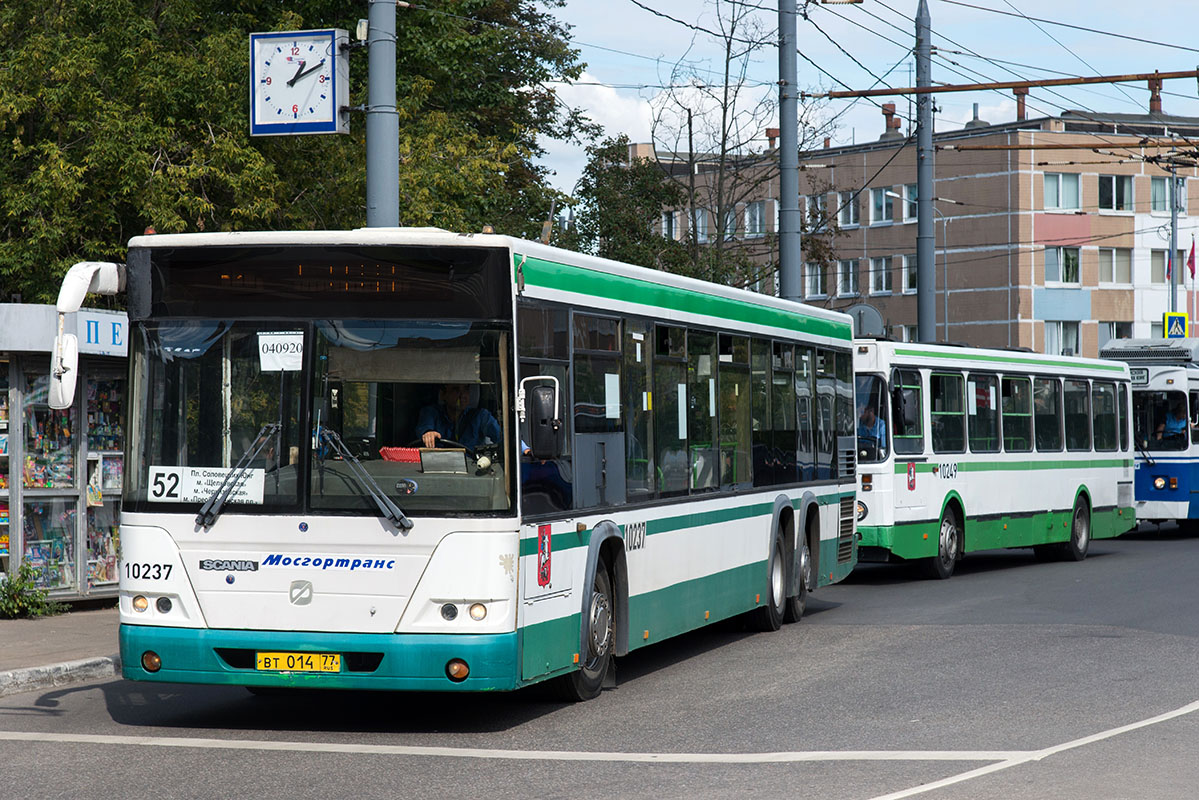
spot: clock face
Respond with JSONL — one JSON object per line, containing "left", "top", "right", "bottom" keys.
{"left": 250, "top": 29, "right": 348, "bottom": 136}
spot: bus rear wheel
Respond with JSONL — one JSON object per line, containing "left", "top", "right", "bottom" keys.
{"left": 783, "top": 529, "right": 811, "bottom": 624}
{"left": 1062, "top": 497, "right": 1090, "bottom": 562}
{"left": 555, "top": 561, "right": 614, "bottom": 702}
{"left": 923, "top": 507, "right": 960, "bottom": 580}
{"left": 750, "top": 533, "right": 786, "bottom": 631}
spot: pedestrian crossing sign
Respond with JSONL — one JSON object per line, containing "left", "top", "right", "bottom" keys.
{"left": 1165, "top": 312, "right": 1188, "bottom": 338}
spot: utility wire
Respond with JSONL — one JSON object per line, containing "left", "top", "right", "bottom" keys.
{"left": 938, "top": 0, "right": 1199, "bottom": 55}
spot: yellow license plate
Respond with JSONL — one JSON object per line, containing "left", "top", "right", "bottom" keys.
{"left": 255, "top": 652, "right": 341, "bottom": 672}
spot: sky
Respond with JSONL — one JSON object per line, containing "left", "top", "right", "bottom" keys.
{"left": 536, "top": 0, "right": 1199, "bottom": 194}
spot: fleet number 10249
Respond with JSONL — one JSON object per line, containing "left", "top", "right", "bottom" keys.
{"left": 938, "top": 462, "right": 958, "bottom": 479}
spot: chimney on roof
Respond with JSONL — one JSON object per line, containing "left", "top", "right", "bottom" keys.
{"left": 880, "top": 102, "right": 903, "bottom": 141}
{"left": 766, "top": 127, "right": 780, "bottom": 149}
{"left": 1149, "top": 71, "right": 1163, "bottom": 114}
{"left": 1013, "top": 86, "right": 1028, "bottom": 121}
{"left": 824, "top": 136, "right": 831, "bottom": 149}
{"left": 964, "top": 102, "right": 989, "bottom": 130}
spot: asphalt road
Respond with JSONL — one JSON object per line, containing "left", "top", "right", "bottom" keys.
{"left": 1, "top": 526, "right": 1197, "bottom": 800}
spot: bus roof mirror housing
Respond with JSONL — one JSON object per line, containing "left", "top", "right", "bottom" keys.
{"left": 518, "top": 376, "right": 562, "bottom": 461}
{"left": 48, "top": 332, "right": 79, "bottom": 409}
{"left": 48, "top": 261, "right": 124, "bottom": 409}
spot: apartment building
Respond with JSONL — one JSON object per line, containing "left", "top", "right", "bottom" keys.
{"left": 645, "top": 101, "right": 1199, "bottom": 357}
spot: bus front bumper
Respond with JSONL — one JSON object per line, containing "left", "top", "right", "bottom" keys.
{"left": 120, "top": 624, "right": 520, "bottom": 691}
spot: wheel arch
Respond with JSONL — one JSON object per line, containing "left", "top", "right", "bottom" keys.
{"left": 581, "top": 520, "right": 630, "bottom": 657}
{"left": 792, "top": 492, "right": 821, "bottom": 596}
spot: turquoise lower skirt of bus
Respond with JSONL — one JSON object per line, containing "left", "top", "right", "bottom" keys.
{"left": 120, "top": 624, "right": 520, "bottom": 692}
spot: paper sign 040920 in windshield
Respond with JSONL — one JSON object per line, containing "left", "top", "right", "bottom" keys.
{"left": 148, "top": 465, "right": 265, "bottom": 504}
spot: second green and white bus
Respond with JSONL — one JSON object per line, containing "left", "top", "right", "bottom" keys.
{"left": 853, "top": 340, "right": 1136, "bottom": 578}
{"left": 49, "top": 228, "right": 858, "bottom": 700}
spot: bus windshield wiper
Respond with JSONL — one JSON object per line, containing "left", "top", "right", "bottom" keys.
{"left": 1136, "top": 437, "right": 1156, "bottom": 466}
{"left": 196, "top": 422, "right": 281, "bottom": 529}
{"left": 319, "top": 428, "right": 414, "bottom": 531}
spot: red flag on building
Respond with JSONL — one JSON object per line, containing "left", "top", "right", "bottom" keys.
{"left": 1189, "top": 236, "right": 1196, "bottom": 278}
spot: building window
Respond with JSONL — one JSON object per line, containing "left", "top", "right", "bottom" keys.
{"left": 806, "top": 194, "right": 827, "bottom": 231}
{"left": 1151, "top": 176, "right": 1168, "bottom": 212}
{"left": 661, "top": 211, "right": 677, "bottom": 240}
{"left": 1098, "top": 321, "right": 1133, "bottom": 351}
{"left": 1150, "top": 176, "right": 1186, "bottom": 214}
{"left": 903, "top": 183, "right": 918, "bottom": 221}
{"left": 744, "top": 201, "right": 765, "bottom": 238}
{"left": 871, "top": 188, "right": 894, "bottom": 224}
{"left": 903, "top": 254, "right": 917, "bottom": 293}
{"left": 903, "top": 325, "right": 918, "bottom": 342}
{"left": 838, "top": 259, "right": 859, "bottom": 296}
{"left": 838, "top": 191, "right": 859, "bottom": 226}
{"left": 1152, "top": 249, "right": 1188, "bottom": 284}
{"left": 1044, "top": 173, "right": 1080, "bottom": 210}
{"left": 722, "top": 207, "right": 737, "bottom": 240}
{"left": 694, "top": 208, "right": 709, "bottom": 243}
{"left": 870, "top": 256, "right": 893, "bottom": 294}
{"left": 1098, "top": 248, "right": 1132, "bottom": 284}
{"left": 1151, "top": 321, "right": 1164, "bottom": 338}
{"left": 805, "top": 263, "right": 826, "bottom": 298}
{"left": 1045, "top": 246, "right": 1080, "bottom": 284}
{"left": 1045, "top": 321, "right": 1080, "bottom": 356}
{"left": 1098, "top": 175, "right": 1132, "bottom": 211}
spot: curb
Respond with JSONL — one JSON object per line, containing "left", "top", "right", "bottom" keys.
{"left": 0, "top": 655, "right": 122, "bottom": 698}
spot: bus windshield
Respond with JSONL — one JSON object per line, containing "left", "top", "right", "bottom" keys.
{"left": 854, "top": 374, "right": 889, "bottom": 462}
{"left": 126, "top": 319, "right": 514, "bottom": 516}
{"left": 1134, "top": 390, "right": 1190, "bottom": 451}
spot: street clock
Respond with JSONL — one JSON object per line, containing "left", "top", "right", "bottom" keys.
{"left": 249, "top": 29, "right": 349, "bottom": 136}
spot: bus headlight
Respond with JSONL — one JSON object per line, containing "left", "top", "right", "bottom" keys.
{"left": 132, "top": 595, "right": 149, "bottom": 613}
{"left": 469, "top": 603, "right": 487, "bottom": 621}
{"left": 856, "top": 500, "right": 868, "bottom": 521}
{"left": 1154, "top": 477, "right": 1166, "bottom": 490}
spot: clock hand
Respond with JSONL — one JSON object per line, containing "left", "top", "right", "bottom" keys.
{"left": 288, "top": 59, "right": 326, "bottom": 87}
{"left": 288, "top": 60, "right": 306, "bottom": 86}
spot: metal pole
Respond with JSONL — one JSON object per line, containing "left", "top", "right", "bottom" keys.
{"left": 915, "top": 0, "right": 935, "bottom": 342}
{"left": 1170, "top": 166, "right": 1179, "bottom": 313}
{"left": 366, "top": 0, "right": 399, "bottom": 227}
{"left": 778, "top": 0, "right": 801, "bottom": 301}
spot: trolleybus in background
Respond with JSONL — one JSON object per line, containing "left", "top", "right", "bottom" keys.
{"left": 48, "top": 229, "right": 858, "bottom": 701}
{"left": 1100, "top": 337, "right": 1199, "bottom": 528}
{"left": 853, "top": 339, "right": 1135, "bottom": 579}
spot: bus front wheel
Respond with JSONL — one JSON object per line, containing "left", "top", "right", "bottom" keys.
{"left": 555, "top": 561, "right": 614, "bottom": 702}
{"left": 923, "top": 507, "right": 960, "bottom": 580}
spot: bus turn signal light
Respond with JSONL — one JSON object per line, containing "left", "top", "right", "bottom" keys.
{"left": 141, "top": 651, "right": 162, "bottom": 672}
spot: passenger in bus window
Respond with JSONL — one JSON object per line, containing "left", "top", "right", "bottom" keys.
{"left": 1156, "top": 400, "right": 1189, "bottom": 441}
{"left": 417, "top": 383, "right": 502, "bottom": 449}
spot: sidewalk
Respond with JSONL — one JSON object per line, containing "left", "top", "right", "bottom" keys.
{"left": 0, "top": 605, "right": 121, "bottom": 697}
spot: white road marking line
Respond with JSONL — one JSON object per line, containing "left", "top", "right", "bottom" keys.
{"left": 1, "top": 699, "right": 1196, "bottom": 772}
{"left": 867, "top": 699, "right": 1199, "bottom": 800}
{"left": 0, "top": 731, "right": 1019, "bottom": 762}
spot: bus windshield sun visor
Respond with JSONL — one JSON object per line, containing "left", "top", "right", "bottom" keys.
{"left": 318, "top": 428, "right": 414, "bottom": 531}
{"left": 195, "top": 422, "right": 281, "bottom": 529}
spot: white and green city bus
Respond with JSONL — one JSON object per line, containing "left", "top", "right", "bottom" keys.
{"left": 49, "top": 229, "right": 858, "bottom": 700}
{"left": 853, "top": 340, "right": 1135, "bottom": 579}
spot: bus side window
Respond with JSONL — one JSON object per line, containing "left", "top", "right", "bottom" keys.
{"left": 796, "top": 348, "right": 815, "bottom": 480}
{"left": 892, "top": 368, "right": 923, "bottom": 455}
{"left": 1064, "top": 379, "right": 1091, "bottom": 451}
{"left": 624, "top": 319, "right": 655, "bottom": 501}
{"left": 1118, "top": 383, "right": 1129, "bottom": 451}
{"left": 931, "top": 372, "right": 965, "bottom": 453}
{"left": 967, "top": 373, "right": 999, "bottom": 453}
{"left": 1001, "top": 376, "right": 1032, "bottom": 452}
{"left": 656, "top": 325, "right": 689, "bottom": 496}
{"left": 1034, "top": 378, "right": 1063, "bottom": 451}
{"left": 1092, "top": 381, "right": 1118, "bottom": 452}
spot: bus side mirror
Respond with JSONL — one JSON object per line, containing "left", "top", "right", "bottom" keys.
{"left": 48, "top": 332, "right": 79, "bottom": 409}
{"left": 528, "top": 385, "right": 562, "bottom": 460}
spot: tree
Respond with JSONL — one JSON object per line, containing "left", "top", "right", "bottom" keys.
{"left": 557, "top": 135, "right": 691, "bottom": 274}
{"left": 0, "top": 0, "right": 589, "bottom": 302}
{"left": 647, "top": 0, "right": 839, "bottom": 291}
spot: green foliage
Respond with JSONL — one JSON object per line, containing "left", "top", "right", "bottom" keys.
{"left": 0, "top": 562, "right": 67, "bottom": 619}
{"left": 0, "top": 0, "right": 588, "bottom": 302}
{"left": 558, "top": 135, "right": 692, "bottom": 275}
